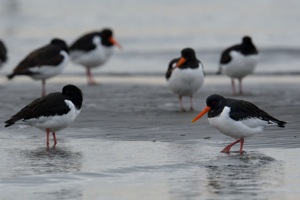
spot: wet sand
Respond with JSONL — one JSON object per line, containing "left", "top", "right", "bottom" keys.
{"left": 0, "top": 74, "right": 299, "bottom": 199}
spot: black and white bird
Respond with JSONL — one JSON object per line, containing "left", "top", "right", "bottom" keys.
{"left": 69, "top": 28, "right": 122, "bottom": 85}
{"left": 192, "top": 94, "right": 286, "bottom": 154}
{"left": 7, "top": 38, "right": 69, "bottom": 97}
{"left": 5, "top": 85, "right": 83, "bottom": 148}
{"left": 0, "top": 39, "right": 8, "bottom": 69}
{"left": 217, "top": 36, "right": 259, "bottom": 95}
{"left": 166, "top": 48, "right": 205, "bottom": 111}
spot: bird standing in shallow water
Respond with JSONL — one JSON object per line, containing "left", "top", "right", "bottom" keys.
{"left": 7, "top": 38, "right": 69, "bottom": 97}
{"left": 217, "top": 36, "right": 259, "bottom": 95}
{"left": 192, "top": 94, "right": 286, "bottom": 154}
{"left": 166, "top": 48, "right": 205, "bottom": 111}
{"left": 5, "top": 85, "right": 83, "bottom": 148}
{"left": 69, "top": 28, "right": 122, "bottom": 85}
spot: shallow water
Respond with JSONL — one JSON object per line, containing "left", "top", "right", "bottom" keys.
{"left": 0, "top": 78, "right": 299, "bottom": 199}
{"left": 1, "top": 0, "right": 300, "bottom": 198}
{"left": 0, "top": 135, "right": 298, "bottom": 200}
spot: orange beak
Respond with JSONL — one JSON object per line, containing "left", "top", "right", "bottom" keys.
{"left": 176, "top": 57, "right": 186, "bottom": 68}
{"left": 192, "top": 106, "right": 211, "bottom": 123}
{"left": 109, "top": 37, "right": 122, "bottom": 49}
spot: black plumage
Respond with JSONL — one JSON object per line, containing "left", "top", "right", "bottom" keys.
{"left": 219, "top": 36, "right": 258, "bottom": 65}
{"left": 7, "top": 38, "right": 68, "bottom": 79}
{"left": 0, "top": 40, "right": 8, "bottom": 63}
{"left": 69, "top": 29, "right": 115, "bottom": 52}
{"left": 206, "top": 94, "right": 286, "bottom": 127}
{"left": 5, "top": 85, "right": 82, "bottom": 128}
{"left": 165, "top": 48, "right": 201, "bottom": 80}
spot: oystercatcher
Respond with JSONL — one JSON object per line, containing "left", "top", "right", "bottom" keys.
{"left": 0, "top": 39, "right": 8, "bottom": 69}
{"left": 192, "top": 94, "right": 286, "bottom": 154}
{"left": 217, "top": 36, "right": 259, "bottom": 95}
{"left": 5, "top": 85, "right": 83, "bottom": 148}
{"left": 69, "top": 28, "right": 122, "bottom": 85}
{"left": 7, "top": 38, "right": 69, "bottom": 97}
{"left": 166, "top": 48, "right": 205, "bottom": 111}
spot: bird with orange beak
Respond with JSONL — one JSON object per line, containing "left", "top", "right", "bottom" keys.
{"left": 166, "top": 48, "right": 205, "bottom": 111}
{"left": 69, "top": 28, "right": 122, "bottom": 85}
{"left": 192, "top": 94, "right": 286, "bottom": 154}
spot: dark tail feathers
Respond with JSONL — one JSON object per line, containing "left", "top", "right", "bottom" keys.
{"left": 277, "top": 120, "right": 287, "bottom": 128}
{"left": 7, "top": 74, "right": 15, "bottom": 80}
{"left": 4, "top": 119, "right": 15, "bottom": 127}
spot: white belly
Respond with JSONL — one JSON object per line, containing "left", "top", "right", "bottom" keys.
{"left": 208, "top": 107, "right": 267, "bottom": 139}
{"left": 70, "top": 45, "right": 114, "bottom": 68}
{"left": 167, "top": 67, "right": 204, "bottom": 96}
{"left": 25, "top": 100, "right": 81, "bottom": 132}
{"left": 222, "top": 52, "right": 259, "bottom": 78}
{"left": 30, "top": 51, "right": 69, "bottom": 80}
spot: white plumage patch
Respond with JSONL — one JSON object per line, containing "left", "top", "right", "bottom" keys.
{"left": 221, "top": 51, "right": 259, "bottom": 78}
{"left": 24, "top": 100, "right": 81, "bottom": 132}
{"left": 29, "top": 50, "right": 69, "bottom": 80}
{"left": 70, "top": 36, "right": 114, "bottom": 68}
{"left": 167, "top": 66, "right": 204, "bottom": 96}
{"left": 208, "top": 106, "right": 268, "bottom": 139}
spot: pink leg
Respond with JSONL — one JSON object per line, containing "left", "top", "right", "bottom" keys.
{"left": 221, "top": 139, "right": 241, "bottom": 153}
{"left": 239, "top": 138, "right": 244, "bottom": 155}
{"left": 189, "top": 96, "right": 194, "bottom": 111}
{"left": 231, "top": 79, "right": 236, "bottom": 95}
{"left": 52, "top": 132, "right": 57, "bottom": 146}
{"left": 238, "top": 78, "right": 243, "bottom": 95}
{"left": 42, "top": 80, "right": 46, "bottom": 97}
{"left": 46, "top": 128, "right": 50, "bottom": 148}
{"left": 179, "top": 96, "right": 185, "bottom": 112}
{"left": 86, "top": 67, "right": 96, "bottom": 85}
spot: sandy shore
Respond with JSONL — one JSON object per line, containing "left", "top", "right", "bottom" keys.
{"left": 0, "top": 74, "right": 298, "bottom": 148}
{"left": 0, "top": 74, "right": 299, "bottom": 200}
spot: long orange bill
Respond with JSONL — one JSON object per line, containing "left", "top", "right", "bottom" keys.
{"left": 109, "top": 37, "right": 122, "bottom": 49}
{"left": 192, "top": 106, "right": 211, "bottom": 123}
{"left": 175, "top": 57, "right": 186, "bottom": 68}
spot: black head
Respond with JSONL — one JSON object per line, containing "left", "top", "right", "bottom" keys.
{"left": 50, "top": 38, "right": 68, "bottom": 52}
{"left": 242, "top": 36, "right": 253, "bottom": 45}
{"left": 100, "top": 28, "right": 113, "bottom": 38}
{"left": 206, "top": 94, "right": 226, "bottom": 111}
{"left": 99, "top": 28, "right": 121, "bottom": 49}
{"left": 181, "top": 48, "right": 197, "bottom": 60}
{"left": 62, "top": 85, "right": 83, "bottom": 109}
{"left": 241, "top": 36, "right": 258, "bottom": 54}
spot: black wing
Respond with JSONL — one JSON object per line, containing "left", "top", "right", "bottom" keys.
{"left": 227, "top": 98, "right": 286, "bottom": 127}
{"left": 0, "top": 40, "right": 7, "bottom": 62}
{"left": 69, "top": 32, "right": 100, "bottom": 52}
{"left": 12, "top": 45, "right": 64, "bottom": 75}
{"left": 165, "top": 58, "right": 179, "bottom": 80}
{"left": 5, "top": 93, "right": 70, "bottom": 127}
{"left": 219, "top": 44, "right": 241, "bottom": 65}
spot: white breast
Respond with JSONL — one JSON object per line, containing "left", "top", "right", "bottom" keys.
{"left": 70, "top": 36, "right": 114, "bottom": 68}
{"left": 221, "top": 52, "right": 259, "bottom": 78}
{"left": 208, "top": 107, "right": 268, "bottom": 139}
{"left": 26, "top": 100, "right": 81, "bottom": 132}
{"left": 29, "top": 50, "right": 69, "bottom": 80}
{"left": 167, "top": 66, "right": 204, "bottom": 96}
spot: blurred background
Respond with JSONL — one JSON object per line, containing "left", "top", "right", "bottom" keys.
{"left": 0, "top": 0, "right": 300, "bottom": 75}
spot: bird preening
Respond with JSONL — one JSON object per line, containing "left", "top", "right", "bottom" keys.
{"left": 192, "top": 94, "right": 286, "bottom": 155}
{"left": 166, "top": 48, "right": 205, "bottom": 111}
{"left": 217, "top": 36, "right": 259, "bottom": 95}
{"left": 5, "top": 85, "right": 83, "bottom": 149}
